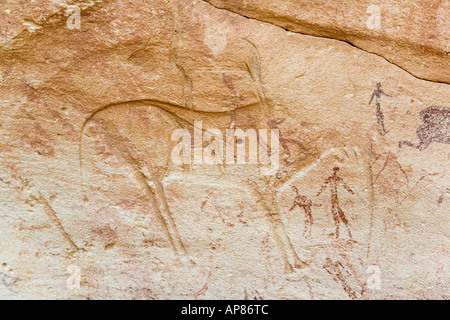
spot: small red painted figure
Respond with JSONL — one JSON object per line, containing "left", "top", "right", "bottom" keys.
{"left": 316, "top": 167, "right": 354, "bottom": 239}
{"left": 289, "top": 186, "right": 321, "bottom": 238}
{"left": 369, "top": 83, "right": 392, "bottom": 136}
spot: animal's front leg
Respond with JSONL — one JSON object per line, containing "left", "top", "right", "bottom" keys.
{"left": 267, "top": 209, "right": 307, "bottom": 272}
{"left": 265, "top": 212, "right": 295, "bottom": 273}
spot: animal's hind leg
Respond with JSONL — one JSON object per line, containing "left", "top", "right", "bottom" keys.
{"left": 266, "top": 212, "right": 294, "bottom": 273}
{"left": 251, "top": 183, "right": 304, "bottom": 273}
{"left": 267, "top": 212, "right": 306, "bottom": 272}
{"left": 84, "top": 121, "right": 187, "bottom": 259}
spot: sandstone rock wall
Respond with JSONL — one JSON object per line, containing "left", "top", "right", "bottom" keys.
{"left": 0, "top": 0, "right": 448, "bottom": 299}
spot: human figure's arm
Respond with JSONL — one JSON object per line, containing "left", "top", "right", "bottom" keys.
{"left": 369, "top": 91, "right": 376, "bottom": 105}
{"left": 341, "top": 181, "right": 354, "bottom": 195}
{"left": 289, "top": 201, "right": 297, "bottom": 211}
{"left": 316, "top": 179, "right": 329, "bottom": 196}
{"left": 380, "top": 90, "right": 392, "bottom": 98}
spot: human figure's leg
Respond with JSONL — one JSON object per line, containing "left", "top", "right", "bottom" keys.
{"left": 376, "top": 103, "right": 386, "bottom": 135}
{"left": 337, "top": 206, "right": 352, "bottom": 239}
{"left": 303, "top": 207, "right": 313, "bottom": 238}
{"left": 331, "top": 205, "right": 340, "bottom": 238}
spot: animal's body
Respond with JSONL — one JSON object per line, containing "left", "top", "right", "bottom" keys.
{"left": 399, "top": 106, "right": 450, "bottom": 150}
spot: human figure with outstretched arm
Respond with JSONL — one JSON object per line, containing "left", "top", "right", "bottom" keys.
{"left": 290, "top": 186, "right": 321, "bottom": 238}
{"left": 369, "top": 83, "right": 392, "bottom": 136}
{"left": 316, "top": 167, "right": 354, "bottom": 239}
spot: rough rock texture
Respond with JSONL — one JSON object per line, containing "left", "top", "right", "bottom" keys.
{"left": 205, "top": 0, "right": 450, "bottom": 83}
{"left": 0, "top": 0, "right": 448, "bottom": 299}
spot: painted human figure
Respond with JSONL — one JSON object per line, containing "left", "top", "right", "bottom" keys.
{"left": 369, "top": 83, "right": 392, "bottom": 136}
{"left": 289, "top": 186, "right": 320, "bottom": 238}
{"left": 316, "top": 167, "right": 354, "bottom": 239}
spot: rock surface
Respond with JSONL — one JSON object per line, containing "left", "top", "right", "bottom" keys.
{"left": 205, "top": 0, "right": 450, "bottom": 83}
{"left": 0, "top": 0, "right": 448, "bottom": 299}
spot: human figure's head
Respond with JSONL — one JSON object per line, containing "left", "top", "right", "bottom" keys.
{"left": 333, "top": 167, "right": 340, "bottom": 174}
{"left": 376, "top": 83, "right": 381, "bottom": 90}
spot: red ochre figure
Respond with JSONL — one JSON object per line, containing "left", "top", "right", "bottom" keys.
{"left": 316, "top": 167, "right": 354, "bottom": 239}
{"left": 289, "top": 186, "right": 321, "bottom": 238}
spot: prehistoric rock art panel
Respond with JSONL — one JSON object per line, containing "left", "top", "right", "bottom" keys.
{"left": 0, "top": 0, "right": 449, "bottom": 300}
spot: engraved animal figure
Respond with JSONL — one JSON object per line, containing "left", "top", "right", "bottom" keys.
{"left": 289, "top": 186, "right": 321, "bottom": 238}
{"left": 316, "top": 167, "right": 354, "bottom": 239}
{"left": 80, "top": 37, "right": 306, "bottom": 273}
{"left": 399, "top": 106, "right": 450, "bottom": 151}
{"left": 369, "top": 83, "right": 392, "bottom": 136}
